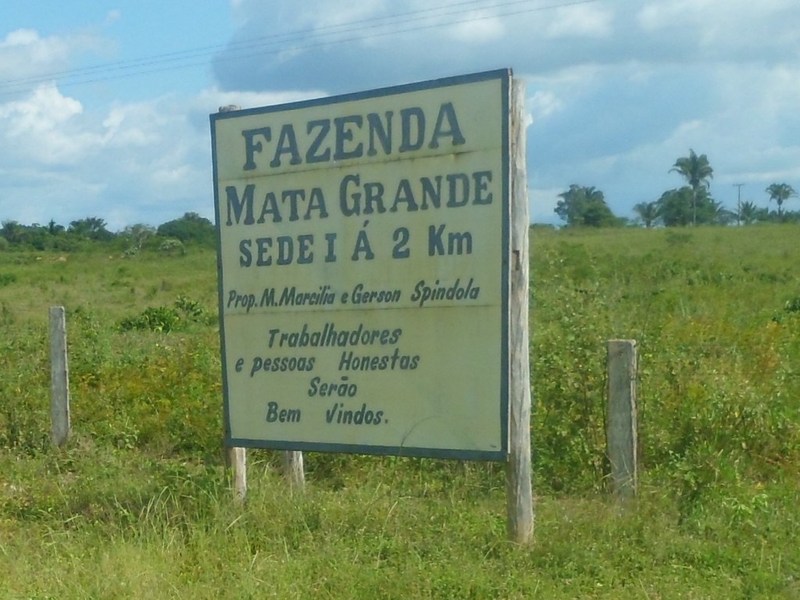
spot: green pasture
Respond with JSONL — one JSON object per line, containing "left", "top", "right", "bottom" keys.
{"left": 0, "top": 225, "right": 798, "bottom": 598}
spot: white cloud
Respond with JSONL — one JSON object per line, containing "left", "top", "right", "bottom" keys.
{"left": 304, "top": 0, "right": 386, "bottom": 29}
{"left": 519, "top": 63, "right": 604, "bottom": 94}
{"left": 0, "top": 84, "right": 97, "bottom": 165}
{"left": 104, "top": 10, "right": 122, "bottom": 25}
{"left": 101, "top": 104, "right": 166, "bottom": 148}
{"left": 636, "top": 0, "right": 795, "bottom": 31}
{"left": 0, "top": 28, "right": 106, "bottom": 89}
{"left": 0, "top": 29, "right": 71, "bottom": 81}
{"left": 446, "top": 12, "right": 504, "bottom": 43}
{"left": 528, "top": 90, "right": 563, "bottom": 120}
{"left": 636, "top": 0, "right": 799, "bottom": 63}
{"left": 545, "top": 4, "right": 612, "bottom": 39}
{"left": 0, "top": 85, "right": 211, "bottom": 229}
{"left": 231, "top": 0, "right": 385, "bottom": 32}
{"left": 2, "top": 29, "right": 39, "bottom": 46}
{"left": 0, "top": 75, "right": 341, "bottom": 230}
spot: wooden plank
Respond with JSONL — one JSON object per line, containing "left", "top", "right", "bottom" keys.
{"left": 505, "top": 78, "right": 533, "bottom": 544}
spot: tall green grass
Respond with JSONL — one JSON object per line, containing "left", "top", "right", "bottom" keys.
{"left": 1, "top": 225, "right": 798, "bottom": 597}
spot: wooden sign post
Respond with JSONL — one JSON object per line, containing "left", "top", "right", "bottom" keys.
{"left": 506, "top": 80, "right": 533, "bottom": 543}
{"left": 211, "top": 71, "right": 530, "bottom": 537}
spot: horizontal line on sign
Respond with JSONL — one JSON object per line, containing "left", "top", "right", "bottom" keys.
{"left": 225, "top": 437, "right": 507, "bottom": 462}
{"left": 222, "top": 302, "right": 502, "bottom": 317}
{"left": 214, "top": 148, "right": 504, "bottom": 183}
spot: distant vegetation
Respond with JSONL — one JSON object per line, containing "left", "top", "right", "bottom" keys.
{"left": 0, "top": 211, "right": 215, "bottom": 253}
{"left": 555, "top": 149, "right": 798, "bottom": 228}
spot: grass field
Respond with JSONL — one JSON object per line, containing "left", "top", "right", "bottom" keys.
{"left": 1, "top": 225, "right": 798, "bottom": 598}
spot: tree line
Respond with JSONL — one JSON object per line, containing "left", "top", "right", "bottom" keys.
{"left": 554, "top": 149, "right": 798, "bottom": 227}
{"left": 0, "top": 212, "right": 216, "bottom": 253}
{"left": 3, "top": 153, "right": 797, "bottom": 248}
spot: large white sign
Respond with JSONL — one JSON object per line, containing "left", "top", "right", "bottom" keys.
{"left": 210, "top": 70, "right": 511, "bottom": 460}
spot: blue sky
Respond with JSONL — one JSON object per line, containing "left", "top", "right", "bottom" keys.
{"left": 1, "top": 0, "right": 799, "bottom": 229}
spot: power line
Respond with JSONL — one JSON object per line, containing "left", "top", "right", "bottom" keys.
{"left": 0, "top": 0, "right": 599, "bottom": 97}
{"left": 1, "top": 0, "right": 539, "bottom": 89}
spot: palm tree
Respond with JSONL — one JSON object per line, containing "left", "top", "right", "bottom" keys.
{"left": 670, "top": 149, "right": 713, "bottom": 226}
{"left": 633, "top": 201, "right": 659, "bottom": 227}
{"left": 739, "top": 200, "right": 759, "bottom": 225}
{"left": 765, "top": 183, "right": 796, "bottom": 219}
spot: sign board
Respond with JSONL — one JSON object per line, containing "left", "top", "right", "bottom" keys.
{"left": 211, "top": 69, "right": 511, "bottom": 460}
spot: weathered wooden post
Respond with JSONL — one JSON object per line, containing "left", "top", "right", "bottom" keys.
{"left": 606, "top": 339, "right": 638, "bottom": 499}
{"left": 49, "top": 306, "right": 70, "bottom": 447}
{"left": 282, "top": 450, "right": 305, "bottom": 490}
{"left": 506, "top": 78, "right": 533, "bottom": 544}
{"left": 218, "top": 104, "right": 249, "bottom": 502}
{"left": 229, "top": 446, "right": 247, "bottom": 502}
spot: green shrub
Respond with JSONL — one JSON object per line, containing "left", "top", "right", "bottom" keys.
{"left": 119, "top": 305, "right": 181, "bottom": 332}
{"left": 118, "top": 296, "right": 213, "bottom": 332}
{"left": 158, "top": 238, "right": 185, "bottom": 256}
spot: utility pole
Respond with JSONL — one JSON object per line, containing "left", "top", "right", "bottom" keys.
{"left": 733, "top": 183, "right": 745, "bottom": 226}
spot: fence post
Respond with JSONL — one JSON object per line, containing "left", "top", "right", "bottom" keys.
{"left": 506, "top": 77, "right": 533, "bottom": 544}
{"left": 606, "top": 339, "right": 638, "bottom": 499}
{"left": 49, "top": 306, "right": 70, "bottom": 447}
